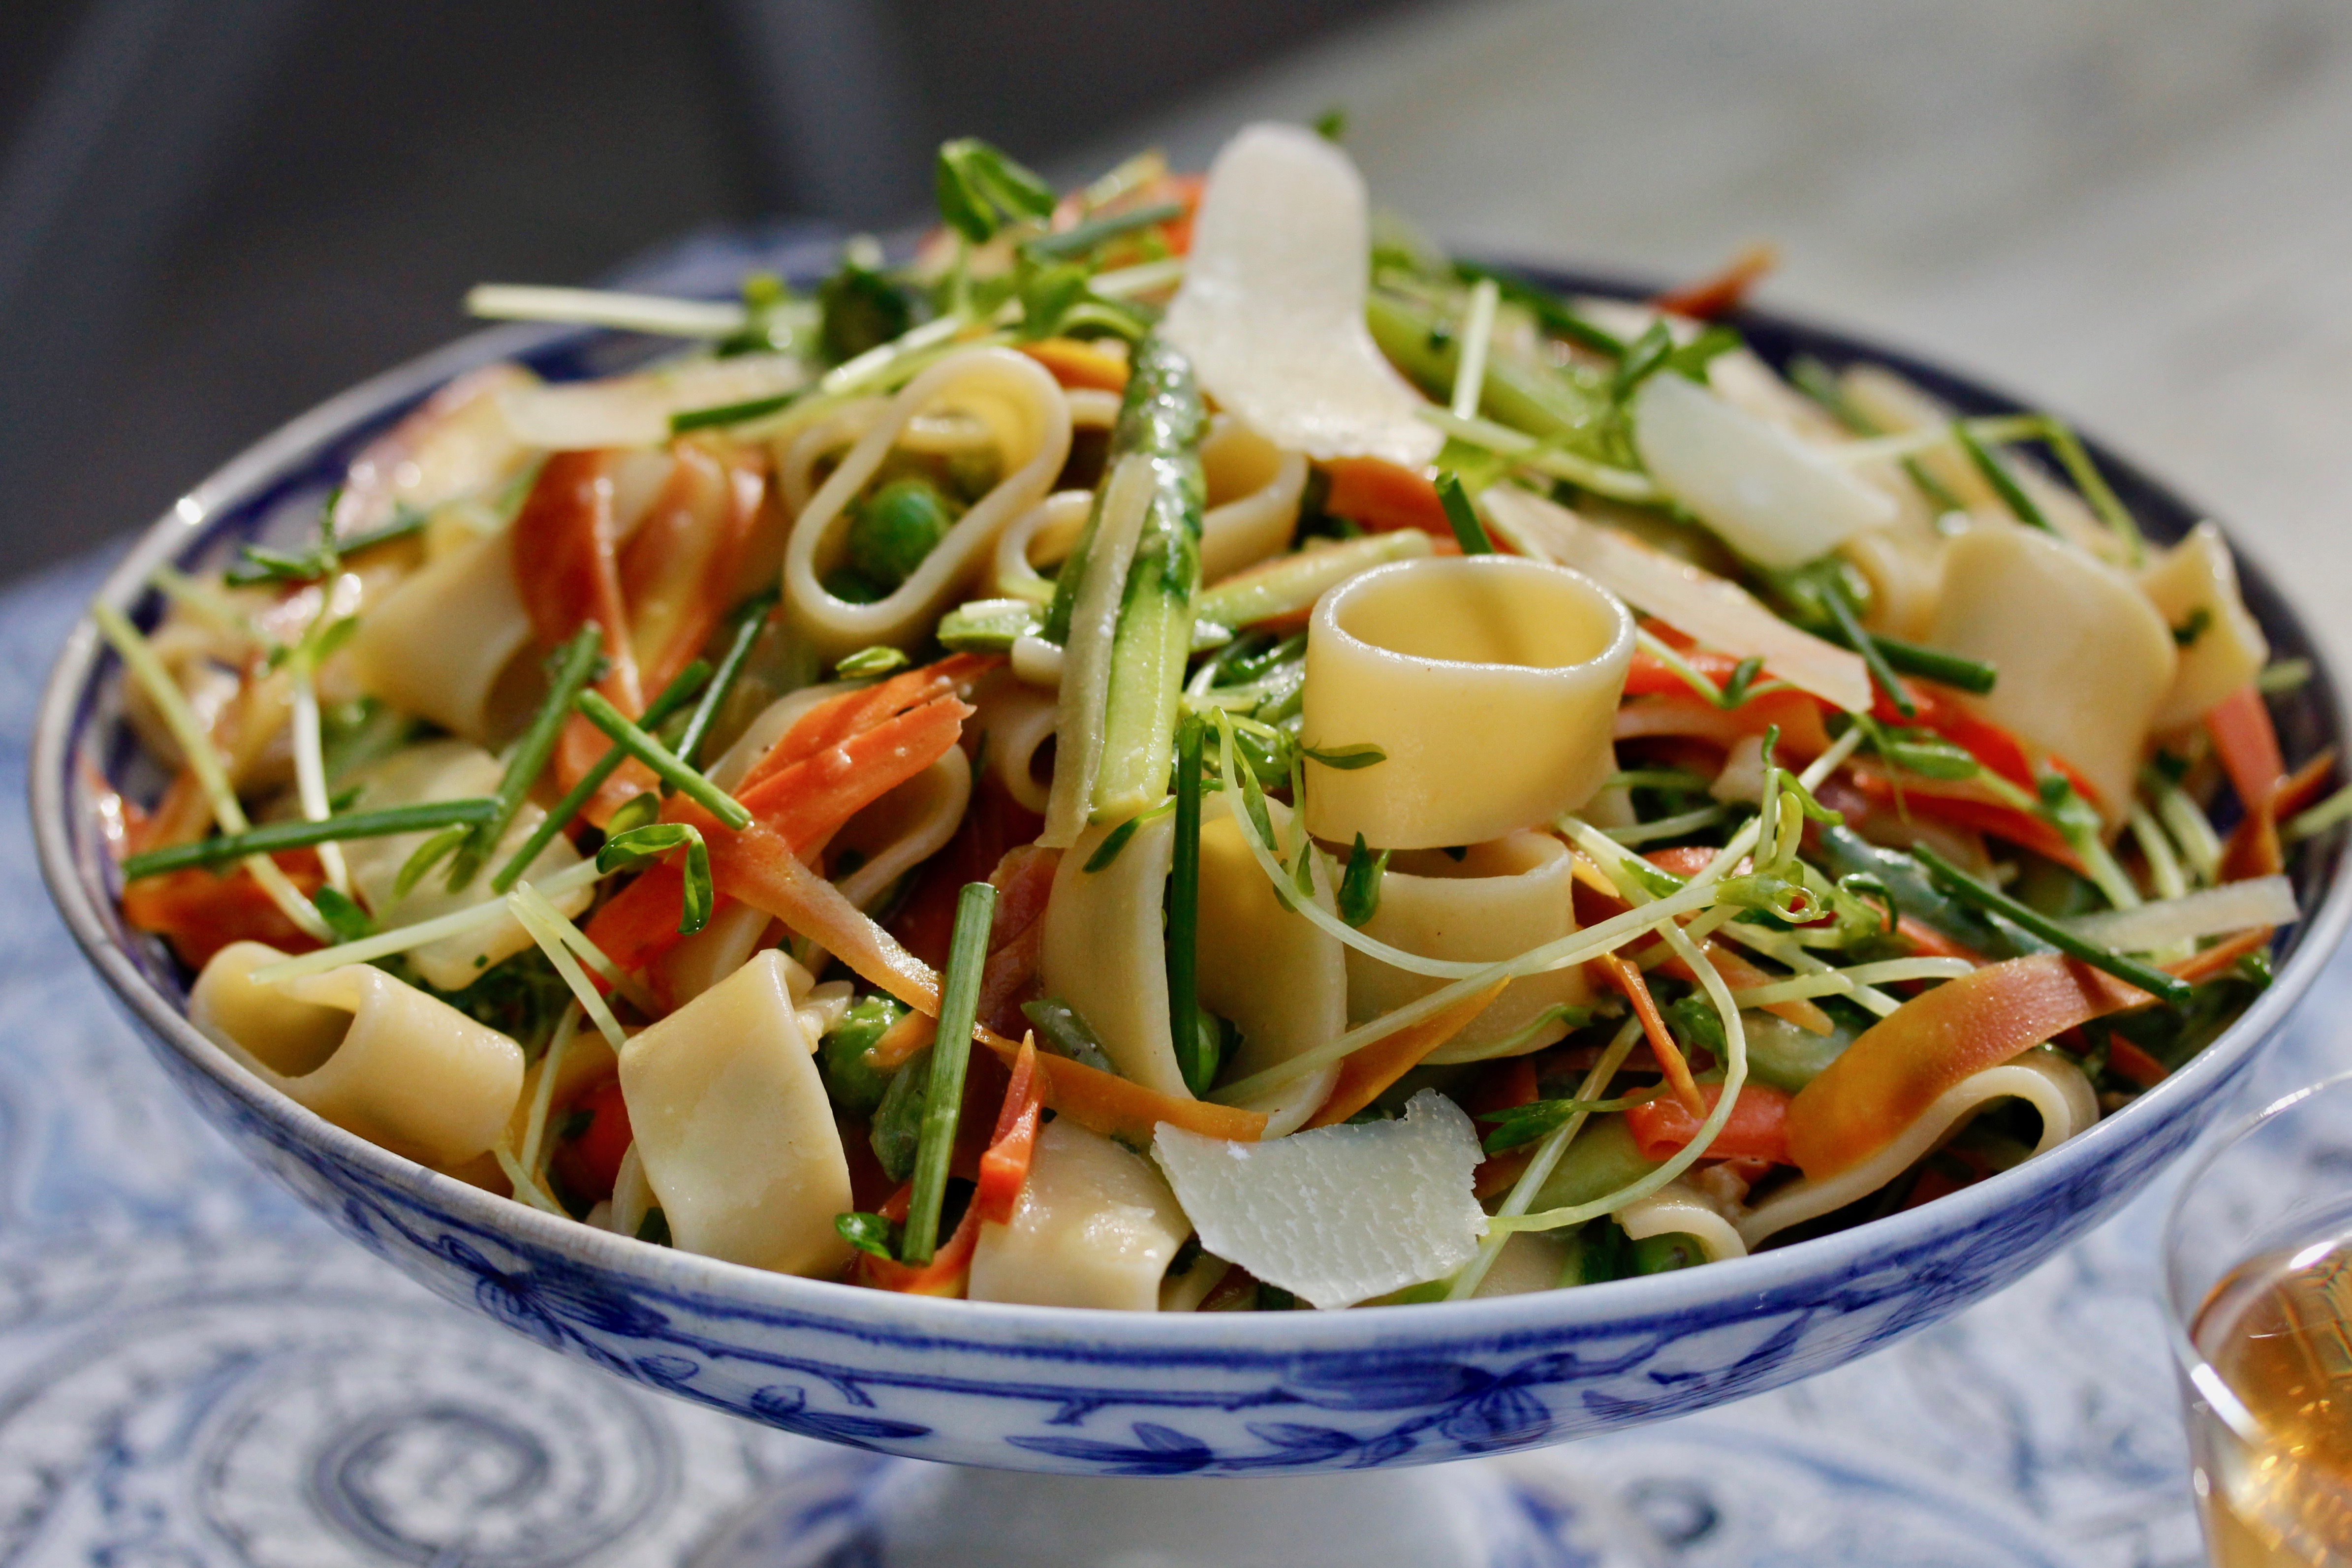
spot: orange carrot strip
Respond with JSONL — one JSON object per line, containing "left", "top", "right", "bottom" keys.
{"left": 2164, "top": 925, "right": 2274, "bottom": 985}
{"left": 973, "top": 1029, "right": 1266, "bottom": 1144}
{"left": 871, "top": 1009, "right": 938, "bottom": 1071}
{"left": 1785, "top": 953, "right": 2147, "bottom": 1180}
{"left": 1019, "top": 339, "right": 1129, "bottom": 393}
{"left": 1595, "top": 954, "right": 1705, "bottom": 1115}
{"left": 2209, "top": 683, "right": 2287, "bottom": 816}
{"left": 974, "top": 1036, "right": 1046, "bottom": 1225}
{"left": 1320, "top": 455, "right": 1449, "bottom": 535}
{"left": 1626, "top": 1080, "right": 1793, "bottom": 1164}
{"left": 742, "top": 654, "right": 997, "bottom": 792}
{"left": 1306, "top": 980, "right": 1510, "bottom": 1129}
{"left": 854, "top": 1182, "right": 980, "bottom": 1295}
{"left": 1653, "top": 241, "right": 1778, "bottom": 320}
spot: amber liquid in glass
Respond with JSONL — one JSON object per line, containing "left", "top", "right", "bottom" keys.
{"left": 2190, "top": 1232, "right": 2352, "bottom": 1566}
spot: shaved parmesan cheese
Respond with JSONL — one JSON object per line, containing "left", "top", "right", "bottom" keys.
{"left": 1483, "top": 485, "right": 1873, "bottom": 712}
{"left": 1632, "top": 372, "right": 1894, "bottom": 569}
{"left": 1160, "top": 124, "right": 1442, "bottom": 469}
{"left": 1151, "top": 1090, "right": 1485, "bottom": 1309}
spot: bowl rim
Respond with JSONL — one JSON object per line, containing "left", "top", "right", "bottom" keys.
{"left": 31, "top": 272, "right": 2352, "bottom": 1356}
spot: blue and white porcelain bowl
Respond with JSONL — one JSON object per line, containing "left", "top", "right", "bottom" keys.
{"left": 31, "top": 257, "right": 2352, "bottom": 1474}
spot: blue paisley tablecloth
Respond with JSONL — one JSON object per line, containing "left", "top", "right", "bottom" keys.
{"left": 10, "top": 218, "right": 2346, "bottom": 1564}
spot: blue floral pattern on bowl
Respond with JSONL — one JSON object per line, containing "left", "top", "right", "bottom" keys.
{"left": 33, "top": 242, "right": 2352, "bottom": 1474}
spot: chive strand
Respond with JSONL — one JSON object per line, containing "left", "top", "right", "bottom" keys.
{"left": 489, "top": 658, "right": 713, "bottom": 893}
{"left": 1868, "top": 635, "right": 1997, "bottom": 695}
{"left": 1909, "top": 844, "right": 2193, "bottom": 1007}
{"left": 574, "top": 691, "right": 752, "bottom": 829}
{"left": 1166, "top": 718, "right": 1204, "bottom": 1089}
{"left": 1953, "top": 425, "right": 2054, "bottom": 533}
{"left": 1434, "top": 471, "right": 1493, "bottom": 556}
{"left": 901, "top": 881, "right": 999, "bottom": 1264}
{"left": 1819, "top": 579, "right": 1915, "bottom": 719}
{"left": 447, "top": 624, "right": 605, "bottom": 890}
{"left": 674, "top": 599, "right": 774, "bottom": 770}
{"left": 1024, "top": 200, "right": 1185, "bottom": 262}
{"left": 122, "top": 798, "right": 500, "bottom": 881}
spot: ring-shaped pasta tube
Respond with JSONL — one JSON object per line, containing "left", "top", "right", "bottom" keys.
{"left": 1195, "top": 794, "right": 1346, "bottom": 1136}
{"left": 336, "top": 740, "right": 593, "bottom": 990}
{"left": 1618, "top": 1179, "right": 1749, "bottom": 1262}
{"left": 190, "top": 941, "right": 524, "bottom": 1168}
{"left": 1197, "top": 415, "right": 1308, "bottom": 585}
{"left": 968, "top": 1120, "right": 1191, "bottom": 1311}
{"left": 345, "top": 529, "right": 537, "bottom": 744}
{"left": 784, "top": 346, "right": 1072, "bottom": 659}
{"left": 992, "top": 490, "right": 1096, "bottom": 604}
{"left": 1736, "top": 1047, "right": 2096, "bottom": 1248}
{"left": 1927, "top": 525, "right": 2175, "bottom": 819}
{"left": 967, "top": 668, "right": 1059, "bottom": 814}
{"left": 1302, "top": 556, "right": 1633, "bottom": 849}
{"left": 618, "top": 950, "right": 853, "bottom": 1275}
{"left": 1352, "top": 833, "right": 1592, "bottom": 1066}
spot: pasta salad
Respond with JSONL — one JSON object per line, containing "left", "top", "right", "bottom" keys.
{"left": 94, "top": 122, "right": 2334, "bottom": 1311}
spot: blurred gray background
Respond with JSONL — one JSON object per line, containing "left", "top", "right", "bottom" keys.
{"left": 4, "top": 0, "right": 2348, "bottom": 661}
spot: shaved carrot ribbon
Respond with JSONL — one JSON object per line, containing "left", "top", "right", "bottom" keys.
{"left": 1306, "top": 980, "right": 1507, "bottom": 1129}
{"left": 512, "top": 450, "right": 652, "bottom": 823}
{"left": 1785, "top": 953, "right": 2146, "bottom": 1180}
{"left": 584, "top": 670, "right": 976, "bottom": 988}
{"left": 1594, "top": 953, "right": 1705, "bottom": 1115}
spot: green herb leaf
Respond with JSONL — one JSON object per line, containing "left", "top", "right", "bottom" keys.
{"left": 1313, "top": 106, "right": 1348, "bottom": 141}
{"left": 834, "top": 1211, "right": 902, "bottom": 1260}
{"left": 835, "top": 645, "right": 911, "bottom": 678}
{"left": 2172, "top": 606, "right": 2213, "bottom": 648}
{"left": 396, "top": 823, "right": 472, "bottom": 899}
{"left": 1301, "top": 743, "right": 1387, "bottom": 771}
{"left": 935, "top": 137, "right": 1056, "bottom": 245}
{"left": 1338, "top": 833, "right": 1388, "bottom": 928}
{"left": 597, "top": 822, "right": 713, "bottom": 935}
{"left": 311, "top": 885, "right": 375, "bottom": 941}
{"left": 1084, "top": 815, "right": 1145, "bottom": 873}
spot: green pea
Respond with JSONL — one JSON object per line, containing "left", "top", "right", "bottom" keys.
{"left": 820, "top": 994, "right": 905, "bottom": 1117}
{"left": 822, "top": 565, "right": 891, "bottom": 605}
{"left": 1630, "top": 1231, "right": 1707, "bottom": 1275}
{"left": 847, "top": 478, "right": 956, "bottom": 590}
{"left": 870, "top": 1046, "right": 928, "bottom": 1183}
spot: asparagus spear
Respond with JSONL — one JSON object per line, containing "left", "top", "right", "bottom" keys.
{"left": 1041, "top": 334, "right": 1207, "bottom": 843}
